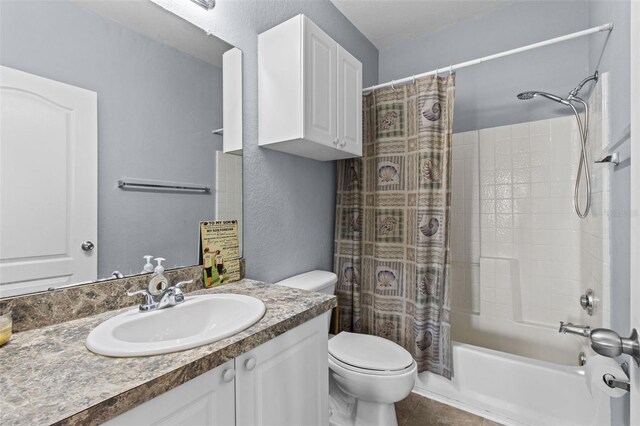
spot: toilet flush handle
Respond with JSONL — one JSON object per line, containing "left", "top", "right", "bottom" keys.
{"left": 245, "top": 357, "right": 257, "bottom": 371}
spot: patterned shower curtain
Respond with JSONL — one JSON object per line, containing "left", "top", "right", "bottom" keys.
{"left": 333, "top": 75, "right": 455, "bottom": 378}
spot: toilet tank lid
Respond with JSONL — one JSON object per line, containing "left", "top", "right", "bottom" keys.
{"left": 275, "top": 270, "right": 337, "bottom": 292}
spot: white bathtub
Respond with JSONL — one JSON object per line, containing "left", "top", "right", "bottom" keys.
{"left": 413, "top": 342, "right": 608, "bottom": 426}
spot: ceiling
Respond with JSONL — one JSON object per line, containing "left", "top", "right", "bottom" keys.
{"left": 331, "top": 0, "right": 510, "bottom": 49}
{"left": 75, "top": 0, "right": 232, "bottom": 68}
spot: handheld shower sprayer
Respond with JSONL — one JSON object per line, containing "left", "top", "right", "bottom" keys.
{"left": 516, "top": 71, "right": 599, "bottom": 219}
{"left": 516, "top": 91, "right": 570, "bottom": 105}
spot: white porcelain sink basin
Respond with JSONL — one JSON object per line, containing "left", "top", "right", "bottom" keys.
{"left": 86, "top": 294, "right": 266, "bottom": 357}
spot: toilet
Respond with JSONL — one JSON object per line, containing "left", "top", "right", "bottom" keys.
{"left": 276, "top": 270, "right": 417, "bottom": 426}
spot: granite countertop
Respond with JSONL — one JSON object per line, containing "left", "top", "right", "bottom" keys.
{"left": 0, "top": 279, "right": 336, "bottom": 425}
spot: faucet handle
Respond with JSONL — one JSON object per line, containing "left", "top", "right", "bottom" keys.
{"left": 126, "top": 289, "right": 158, "bottom": 311}
{"left": 174, "top": 280, "right": 193, "bottom": 290}
{"left": 127, "top": 288, "right": 152, "bottom": 297}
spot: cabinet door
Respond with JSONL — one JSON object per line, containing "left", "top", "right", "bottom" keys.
{"left": 337, "top": 46, "right": 362, "bottom": 157}
{"left": 236, "top": 315, "right": 328, "bottom": 426}
{"left": 104, "top": 360, "right": 236, "bottom": 426}
{"left": 303, "top": 18, "right": 337, "bottom": 147}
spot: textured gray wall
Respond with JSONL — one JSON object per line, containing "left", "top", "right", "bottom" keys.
{"left": 190, "top": 0, "right": 379, "bottom": 283}
{"left": 379, "top": 0, "right": 592, "bottom": 133}
{"left": 588, "top": 2, "right": 632, "bottom": 424}
{"left": 0, "top": 1, "right": 223, "bottom": 277}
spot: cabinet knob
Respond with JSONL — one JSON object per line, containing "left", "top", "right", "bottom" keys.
{"left": 333, "top": 138, "right": 339, "bottom": 145}
{"left": 339, "top": 139, "right": 347, "bottom": 147}
{"left": 244, "top": 357, "right": 257, "bottom": 371}
{"left": 222, "top": 368, "right": 235, "bottom": 383}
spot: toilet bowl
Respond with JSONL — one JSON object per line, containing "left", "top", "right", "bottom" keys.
{"left": 276, "top": 270, "right": 417, "bottom": 426}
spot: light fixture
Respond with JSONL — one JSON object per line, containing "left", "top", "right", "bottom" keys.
{"left": 190, "top": 0, "right": 215, "bottom": 10}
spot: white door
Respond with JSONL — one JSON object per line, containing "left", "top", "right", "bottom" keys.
{"left": 337, "top": 45, "right": 362, "bottom": 157}
{"left": 630, "top": 1, "right": 640, "bottom": 422}
{"left": 0, "top": 66, "right": 97, "bottom": 296}
{"left": 104, "top": 359, "right": 236, "bottom": 425}
{"left": 235, "top": 315, "right": 328, "bottom": 426}
{"left": 303, "top": 17, "right": 337, "bottom": 147}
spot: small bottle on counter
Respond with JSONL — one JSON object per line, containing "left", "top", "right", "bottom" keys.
{"left": 0, "top": 310, "right": 12, "bottom": 346}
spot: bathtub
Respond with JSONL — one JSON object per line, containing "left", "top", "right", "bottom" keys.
{"left": 413, "top": 342, "right": 607, "bottom": 426}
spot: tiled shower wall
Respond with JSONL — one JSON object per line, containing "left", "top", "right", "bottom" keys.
{"left": 580, "top": 80, "right": 611, "bottom": 329}
{"left": 450, "top": 106, "right": 609, "bottom": 364}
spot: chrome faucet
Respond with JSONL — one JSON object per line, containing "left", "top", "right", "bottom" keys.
{"left": 127, "top": 280, "right": 193, "bottom": 312}
{"left": 558, "top": 321, "right": 591, "bottom": 337}
{"left": 157, "top": 281, "right": 188, "bottom": 309}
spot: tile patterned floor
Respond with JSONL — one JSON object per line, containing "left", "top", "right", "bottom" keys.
{"left": 395, "top": 392, "right": 503, "bottom": 426}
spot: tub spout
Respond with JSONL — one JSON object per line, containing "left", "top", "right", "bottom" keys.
{"left": 559, "top": 321, "right": 591, "bottom": 337}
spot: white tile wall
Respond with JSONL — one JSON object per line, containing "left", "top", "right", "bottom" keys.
{"left": 451, "top": 132, "right": 481, "bottom": 314}
{"left": 581, "top": 74, "right": 611, "bottom": 328}
{"left": 215, "top": 152, "right": 243, "bottom": 256}
{"left": 482, "top": 116, "right": 586, "bottom": 327}
{"left": 450, "top": 110, "right": 610, "bottom": 365}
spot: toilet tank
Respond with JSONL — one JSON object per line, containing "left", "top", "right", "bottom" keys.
{"left": 275, "top": 270, "right": 337, "bottom": 295}
{"left": 276, "top": 270, "right": 337, "bottom": 332}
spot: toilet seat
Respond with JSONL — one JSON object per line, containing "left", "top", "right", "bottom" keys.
{"left": 329, "top": 352, "right": 416, "bottom": 376}
{"left": 328, "top": 332, "right": 415, "bottom": 375}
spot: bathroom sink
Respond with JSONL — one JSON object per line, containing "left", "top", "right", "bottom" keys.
{"left": 86, "top": 294, "right": 266, "bottom": 357}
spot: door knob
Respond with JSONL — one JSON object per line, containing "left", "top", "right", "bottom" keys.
{"left": 81, "top": 241, "right": 95, "bottom": 251}
{"left": 590, "top": 328, "right": 639, "bottom": 367}
{"left": 244, "top": 357, "right": 256, "bottom": 371}
{"left": 222, "top": 368, "right": 235, "bottom": 383}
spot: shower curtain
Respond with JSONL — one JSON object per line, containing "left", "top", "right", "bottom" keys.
{"left": 333, "top": 75, "right": 455, "bottom": 378}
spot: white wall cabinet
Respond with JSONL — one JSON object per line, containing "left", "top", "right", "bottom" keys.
{"left": 258, "top": 14, "right": 362, "bottom": 161}
{"left": 105, "top": 315, "right": 327, "bottom": 426}
{"left": 223, "top": 48, "right": 243, "bottom": 156}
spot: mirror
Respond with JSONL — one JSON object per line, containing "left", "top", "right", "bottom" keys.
{"left": 0, "top": 0, "right": 242, "bottom": 297}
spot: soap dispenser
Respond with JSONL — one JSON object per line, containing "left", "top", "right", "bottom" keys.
{"left": 148, "top": 257, "right": 168, "bottom": 295}
{"left": 142, "top": 255, "right": 154, "bottom": 273}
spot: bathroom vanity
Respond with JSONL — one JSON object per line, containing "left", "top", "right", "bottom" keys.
{"left": 105, "top": 315, "right": 327, "bottom": 425}
{"left": 0, "top": 279, "right": 335, "bottom": 425}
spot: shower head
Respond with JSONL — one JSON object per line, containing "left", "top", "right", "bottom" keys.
{"left": 516, "top": 91, "right": 537, "bottom": 100}
{"left": 516, "top": 91, "right": 569, "bottom": 105}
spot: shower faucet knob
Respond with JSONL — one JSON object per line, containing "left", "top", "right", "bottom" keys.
{"left": 579, "top": 289, "right": 595, "bottom": 316}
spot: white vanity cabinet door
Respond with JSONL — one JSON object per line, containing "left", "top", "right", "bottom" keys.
{"left": 303, "top": 17, "right": 337, "bottom": 148}
{"left": 104, "top": 359, "right": 236, "bottom": 426}
{"left": 235, "top": 315, "right": 328, "bottom": 426}
{"left": 337, "top": 46, "right": 362, "bottom": 157}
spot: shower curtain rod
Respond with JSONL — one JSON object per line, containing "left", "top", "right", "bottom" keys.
{"left": 363, "top": 22, "right": 613, "bottom": 93}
